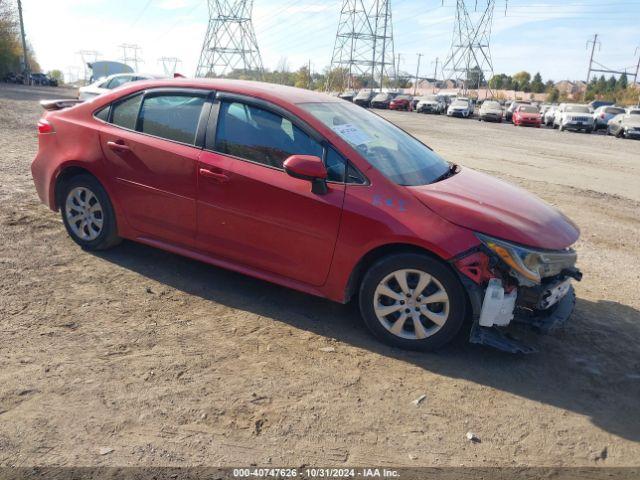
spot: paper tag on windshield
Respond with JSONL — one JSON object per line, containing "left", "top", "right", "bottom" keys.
{"left": 332, "top": 123, "right": 372, "bottom": 146}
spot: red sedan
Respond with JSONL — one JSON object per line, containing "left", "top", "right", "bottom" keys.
{"left": 513, "top": 104, "right": 542, "bottom": 127}
{"left": 389, "top": 95, "right": 412, "bottom": 111}
{"left": 31, "top": 79, "right": 581, "bottom": 353}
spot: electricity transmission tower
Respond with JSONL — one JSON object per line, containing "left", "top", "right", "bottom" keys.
{"left": 195, "top": 0, "right": 264, "bottom": 78}
{"left": 441, "top": 0, "right": 496, "bottom": 94}
{"left": 586, "top": 34, "right": 631, "bottom": 82}
{"left": 119, "top": 44, "right": 143, "bottom": 71}
{"left": 158, "top": 57, "right": 182, "bottom": 76}
{"left": 326, "top": 0, "right": 396, "bottom": 92}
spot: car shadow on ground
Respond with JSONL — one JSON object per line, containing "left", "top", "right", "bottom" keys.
{"left": 94, "top": 240, "right": 640, "bottom": 442}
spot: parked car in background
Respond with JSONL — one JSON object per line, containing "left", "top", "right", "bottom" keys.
{"left": 478, "top": 100, "right": 503, "bottom": 122}
{"left": 353, "top": 89, "right": 376, "bottom": 107}
{"left": 339, "top": 91, "right": 356, "bottom": 102}
{"left": 544, "top": 106, "right": 557, "bottom": 126}
{"left": 513, "top": 104, "right": 542, "bottom": 127}
{"left": 78, "top": 73, "right": 164, "bottom": 100}
{"left": 626, "top": 107, "right": 640, "bottom": 116}
{"left": 505, "top": 101, "right": 530, "bottom": 122}
{"left": 30, "top": 73, "right": 58, "bottom": 86}
{"left": 589, "top": 100, "right": 614, "bottom": 110}
{"left": 2, "top": 72, "right": 24, "bottom": 83}
{"left": 389, "top": 95, "right": 413, "bottom": 111}
{"left": 607, "top": 113, "right": 640, "bottom": 139}
{"left": 447, "top": 98, "right": 472, "bottom": 118}
{"left": 370, "top": 92, "right": 397, "bottom": 109}
{"left": 593, "top": 106, "right": 626, "bottom": 130}
{"left": 416, "top": 94, "right": 447, "bottom": 114}
{"left": 554, "top": 104, "right": 594, "bottom": 133}
{"left": 31, "top": 78, "right": 581, "bottom": 353}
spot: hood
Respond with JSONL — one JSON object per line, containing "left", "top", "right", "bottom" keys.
{"left": 624, "top": 117, "right": 640, "bottom": 127}
{"left": 407, "top": 167, "right": 579, "bottom": 250}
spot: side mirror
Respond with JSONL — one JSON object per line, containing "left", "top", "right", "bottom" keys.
{"left": 283, "top": 155, "right": 328, "bottom": 194}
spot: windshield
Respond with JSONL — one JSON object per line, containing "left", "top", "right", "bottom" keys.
{"left": 355, "top": 90, "right": 372, "bottom": 99}
{"left": 566, "top": 105, "right": 590, "bottom": 113}
{"left": 452, "top": 100, "right": 468, "bottom": 107}
{"left": 373, "top": 93, "right": 390, "bottom": 101}
{"left": 423, "top": 95, "right": 438, "bottom": 102}
{"left": 300, "top": 102, "right": 449, "bottom": 186}
{"left": 628, "top": 109, "right": 640, "bottom": 115}
{"left": 483, "top": 101, "right": 500, "bottom": 109}
{"left": 520, "top": 106, "right": 538, "bottom": 113}
{"left": 395, "top": 95, "right": 411, "bottom": 101}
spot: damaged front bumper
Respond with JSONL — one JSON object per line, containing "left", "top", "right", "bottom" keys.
{"left": 453, "top": 247, "right": 581, "bottom": 354}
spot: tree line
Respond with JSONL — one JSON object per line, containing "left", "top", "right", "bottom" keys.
{"left": 0, "top": 0, "right": 40, "bottom": 78}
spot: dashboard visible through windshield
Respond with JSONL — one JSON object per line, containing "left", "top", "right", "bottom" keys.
{"left": 300, "top": 102, "right": 450, "bottom": 186}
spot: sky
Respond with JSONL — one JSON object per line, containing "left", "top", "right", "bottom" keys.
{"left": 21, "top": 0, "right": 640, "bottom": 83}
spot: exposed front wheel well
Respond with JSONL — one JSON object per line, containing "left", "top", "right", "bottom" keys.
{"left": 54, "top": 166, "right": 97, "bottom": 210}
{"left": 344, "top": 243, "right": 448, "bottom": 303}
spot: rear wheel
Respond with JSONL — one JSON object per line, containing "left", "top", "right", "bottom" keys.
{"left": 60, "top": 174, "right": 121, "bottom": 251}
{"left": 358, "top": 253, "right": 467, "bottom": 351}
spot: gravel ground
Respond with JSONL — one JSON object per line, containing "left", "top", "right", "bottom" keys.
{"left": 1, "top": 84, "right": 639, "bottom": 468}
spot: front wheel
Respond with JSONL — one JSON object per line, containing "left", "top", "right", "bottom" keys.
{"left": 60, "top": 174, "right": 121, "bottom": 251}
{"left": 358, "top": 253, "right": 467, "bottom": 351}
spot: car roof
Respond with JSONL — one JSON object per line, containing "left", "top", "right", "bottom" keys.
{"left": 117, "top": 78, "right": 342, "bottom": 105}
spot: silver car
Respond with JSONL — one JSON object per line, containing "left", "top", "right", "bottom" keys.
{"left": 415, "top": 94, "right": 447, "bottom": 114}
{"left": 478, "top": 100, "right": 503, "bottom": 122}
{"left": 78, "top": 73, "right": 163, "bottom": 100}
{"left": 593, "top": 105, "right": 626, "bottom": 130}
{"left": 607, "top": 112, "right": 640, "bottom": 139}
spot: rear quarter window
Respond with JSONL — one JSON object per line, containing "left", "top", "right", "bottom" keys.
{"left": 111, "top": 94, "right": 143, "bottom": 130}
{"left": 138, "top": 94, "right": 206, "bottom": 145}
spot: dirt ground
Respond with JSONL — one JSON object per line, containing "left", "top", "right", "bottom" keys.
{"left": 1, "top": 84, "right": 639, "bottom": 468}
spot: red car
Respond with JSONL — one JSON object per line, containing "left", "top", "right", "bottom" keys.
{"left": 31, "top": 79, "right": 581, "bottom": 353}
{"left": 513, "top": 105, "right": 542, "bottom": 127}
{"left": 389, "top": 95, "right": 412, "bottom": 111}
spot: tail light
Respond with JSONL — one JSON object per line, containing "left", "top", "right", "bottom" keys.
{"left": 37, "top": 119, "right": 54, "bottom": 134}
{"left": 600, "top": 113, "right": 605, "bottom": 118}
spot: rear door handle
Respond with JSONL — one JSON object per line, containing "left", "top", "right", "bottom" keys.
{"left": 106, "top": 141, "right": 131, "bottom": 152}
{"left": 199, "top": 168, "right": 229, "bottom": 183}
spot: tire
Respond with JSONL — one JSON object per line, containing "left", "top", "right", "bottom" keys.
{"left": 358, "top": 253, "right": 467, "bottom": 351}
{"left": 60, "top": 174, "right": 121, "bottom": 251}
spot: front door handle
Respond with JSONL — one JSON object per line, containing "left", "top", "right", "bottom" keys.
{"left": 199, "top": 168, "right": 229, "bottom": 183}
{"left": 106, "top": 141, "right": 131, "bottom": 152}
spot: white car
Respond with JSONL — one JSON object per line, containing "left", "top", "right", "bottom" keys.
{"left": 544, "top": 105, "right": 557, "bottom": 126}
{"left": 447, "top": 98, "right": 472, "bottom": 118}
{"left": 593, "top": 105, "right": 626, "bottom": 130}
{"left": 78, "top": 73, "right": 163, "bottom": 100}
{"left": 554, "top": 103, "right": 594, "bottom": 133}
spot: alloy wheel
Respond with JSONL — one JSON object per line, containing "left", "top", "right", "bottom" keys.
{"left": 373, "top": 269, "right": 450, "bottom": 340}
{"left": 65, "top": 186, "right": 104, "bottom": 241}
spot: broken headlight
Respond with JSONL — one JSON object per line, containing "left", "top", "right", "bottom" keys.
{"left": 476, "top": 233, "right": 577, "bottom": 284}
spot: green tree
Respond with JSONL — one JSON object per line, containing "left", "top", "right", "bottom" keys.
{"left": 531, "top": 72, "right": 544, "bottom": 93}
{"left": 606, "top": 75, "right": 617, "bottom": 92}
{"left": 512, "top": 71, "right": 531, "bottom": 91}
{"left": 616, "top": 72, "right": 628, "bottom": 90}
{"left": 547, "top": 87, "right": 560, "bottom": 103}
{"left": 48, "top": 69, "right": 63, "bottom": 83}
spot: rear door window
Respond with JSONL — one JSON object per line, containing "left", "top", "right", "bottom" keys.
{"left": 111, "top": 94, "right": 142, "bottom": 130}
{"left": 139, "top": 93, "right": 206, "bottom": 145}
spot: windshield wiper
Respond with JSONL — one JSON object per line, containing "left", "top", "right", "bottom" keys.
{"left": 432, "top": 162, "right": 459, "bottom": 183}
